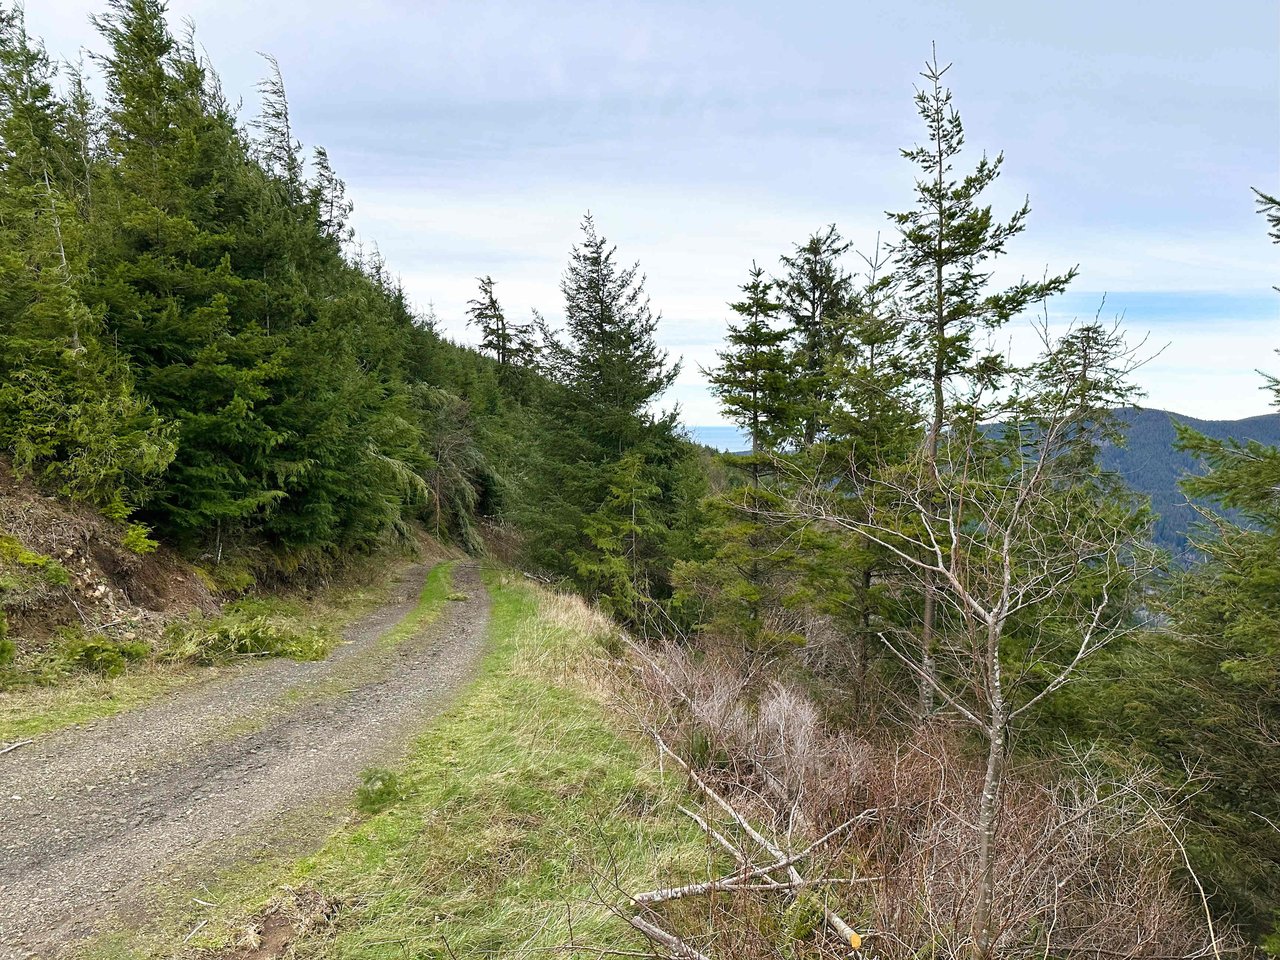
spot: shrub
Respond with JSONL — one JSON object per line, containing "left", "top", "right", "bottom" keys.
{"left": 355, "top": 767, "right": 406, "bottom": 814}
{"left": 165, "top": 612, "right": 327, "bottom": 664}
{"left": 55, "top": 628, "right": 151, "bottom": 677}
{"left": 121, "top": 523, "right": 159, "bottom": 556}
{"left": 0, "top": 612, "right": 13, "bottom": 667}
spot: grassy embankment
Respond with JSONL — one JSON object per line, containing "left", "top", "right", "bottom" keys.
{"left": 86, "top": 568, "right": 703, "bottom": 959}
{"left": 0, "top": 556, "right": 455, "bottom": 744}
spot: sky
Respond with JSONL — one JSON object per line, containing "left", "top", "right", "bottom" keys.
{"left": 27, "top": 0, "right": 1280, "bottom": 426}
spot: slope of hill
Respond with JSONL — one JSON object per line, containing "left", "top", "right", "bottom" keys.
{"left": 1103, "top": 408, "right": 1280, "bottom": 555}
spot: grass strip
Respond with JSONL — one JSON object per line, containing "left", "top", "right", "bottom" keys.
{"left": 90, "top": 569, "right": 702, "bottom": 959}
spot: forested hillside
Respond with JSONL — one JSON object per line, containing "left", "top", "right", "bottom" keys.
{"left": 0, "top": 0, "right": 702, "bottom": 597}
{"left": 1, "top": 2, "right": 1277, "bottom": 957}
{"left": 1101, "top": 408, "right": 1280, "bottom": 553}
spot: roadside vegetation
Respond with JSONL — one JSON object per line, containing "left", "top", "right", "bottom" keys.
{"left": 0, "top": 552, "right": 440, "bottom": 743}
{"left": 85, "top": 571, "right": 707, "bottom": 960}
{"left": 0, "top": 0, "right": 1275, "bottom": 951}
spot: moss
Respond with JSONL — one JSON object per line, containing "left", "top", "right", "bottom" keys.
{"left": 0, "top": 533, "right": 71, "bottom": 599}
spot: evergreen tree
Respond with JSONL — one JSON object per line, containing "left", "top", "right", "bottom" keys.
{"left": 1112, "top": 188, "right": 1280, "bottom": 940}
{"left": 706, "top": 264, "right": 794, "bottom": 483}
{"left": 541, "top": 214, "right": 679, "bottom": 455}
{"left": 572, "top": 452, "right": 665, "bottom": 626}
{"left": 530, "top": 215, "right": 695, "bottom": 614}
{"left": 0, "top": 7, "right": 173, "bottom": 518}
{"left": 466, "top": 275, "right": 536, "bottom": 377}
{"left": 888, "top": 51, "right": 1075, "bottom": 714}
{"left": 776, "top": 225, "right": 854, "bottom": 447}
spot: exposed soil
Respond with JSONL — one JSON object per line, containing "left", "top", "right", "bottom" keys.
{"left": 0, "top": 459, "right": 217, "bottom": 651}
{"left": 0, "top": 562, "right": 491, "bottom": 959}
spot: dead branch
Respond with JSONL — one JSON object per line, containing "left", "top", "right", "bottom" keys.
{"left": 626, "top": 914, "right": 711, "bottom": 960}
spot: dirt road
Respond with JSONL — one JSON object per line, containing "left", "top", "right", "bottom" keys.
{"left": 0, "top": 562, "right": 490, "bottom": 958}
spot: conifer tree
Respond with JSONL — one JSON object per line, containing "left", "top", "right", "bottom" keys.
{"left": 541, "top": 214, "right": 679, "bottom": 455}
{"left": 0, "top": 6, "right": 173, "bottom": 517}
{"left": 531, "top": 215, "right": 692, "bottom": 611}
{"left": 889, "top": 51, "right": 1075, "bottom": 715}
{"left": 466, "top": 275, "right": 535, "bottom": 376}
{"left": 776, "top": 225, "right": 854, "bottom": 447}
{"left": 706, "top": 264, "right": 794, "bottom": 483}
{"left": 572, "top": 452, "right": 664, "bottom": 626}
{"left": 1136, "top": 188, "right": 1280, "bottom": 938}
{"left": 254, "top": 53, "right": 301, "bottom": 192}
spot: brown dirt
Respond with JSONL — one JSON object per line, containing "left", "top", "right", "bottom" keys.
{"left": 0, "top": 459, "right": 216, "bottom": 651}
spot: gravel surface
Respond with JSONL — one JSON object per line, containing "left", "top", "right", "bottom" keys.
{"left": 0, "top": 562, "right": 491, "bottom": 958}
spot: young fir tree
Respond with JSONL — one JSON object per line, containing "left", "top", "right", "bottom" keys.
{"left": 706, "top": 263, "right": 794, "bottom": 483}
{"left": 814, "top": 256, "right": 922, "bottom": 697}
{"left": 676, "top": 266, "right": 795, "bottom": 650}
{"left": 571, "top": 452, "right": 664, "bottom": 626}
{"left": 888, "top": 51, "right": 1075, "bottom": 715}
{"left": 0, "top": 7, "right": 173, "bottom": 517}
{"left": 776, "top": 225, "right": 855, "bottom": 448}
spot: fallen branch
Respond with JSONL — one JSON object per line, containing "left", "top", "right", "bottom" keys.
{"left": 0, "top": 738, "right": 33, "bottom": 756}
{"left": 182, "top": 919, "right": 209, "bottom": 944}
{"left": 627, "top": 914, "right": 711, "bottom": 960}
{"left": 636, "top": 809, "right": 879, "bottom": 906}
{"left": 648, "top": 729, "right": 867, "bottom": 950}
{"left": 678, "top": 805, "right": 747, "bottom": 867}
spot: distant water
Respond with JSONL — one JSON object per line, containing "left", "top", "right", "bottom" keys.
{"left": 687, "top": 425, "right": 749, "bottom": 451}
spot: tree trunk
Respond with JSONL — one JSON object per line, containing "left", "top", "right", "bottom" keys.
{"left": 973, "top": 716, "right": 1005, "bottom": 960}
{"left": 918, "top": 580, "right": 937, "bottom": 718}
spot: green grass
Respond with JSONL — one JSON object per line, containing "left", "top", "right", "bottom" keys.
{"left": 379, "top": 561, "right": 454, "bottom": 648}
{"left": 90, "top": 569, "right": 703, "bottom": 959}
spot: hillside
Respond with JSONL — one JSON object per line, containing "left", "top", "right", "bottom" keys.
{"left": 694, "top": 410, "right": 1280, "bottom": 556}
{"left": 1102, "top": 407, "right": 1280, "bottom": 554}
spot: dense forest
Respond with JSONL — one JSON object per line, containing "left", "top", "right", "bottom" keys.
{"left": 0, "top": 0, "right": 1276, "bottom": 955}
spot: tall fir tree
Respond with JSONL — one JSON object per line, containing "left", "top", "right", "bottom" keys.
{"left": 531, "top": 215, "right": 694, "bottom": 617}
{"left": 888, "top": 51, "right": 1075, "bottom": 715}
{"left": 0, "top": 7, "right": 173, "bottom": 518}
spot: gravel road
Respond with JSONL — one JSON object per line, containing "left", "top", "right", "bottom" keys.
{"left": 0, "top": 562, "right": 490, "bottom": 958}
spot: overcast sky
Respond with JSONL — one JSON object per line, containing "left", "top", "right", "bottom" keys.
{"left": 28, "top": 0, "right": 1280, "bottom": 425}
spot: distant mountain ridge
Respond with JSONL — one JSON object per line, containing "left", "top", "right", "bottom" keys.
{"left": 1102, "top": 407, "right": 1280, "bottom": 554}
{"left": 690, "top": 409, "right": 1280, "bottom": 555}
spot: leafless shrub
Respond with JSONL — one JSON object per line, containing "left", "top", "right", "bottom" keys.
{"left": 614, "top": 642, "right": 1237, "bottom": 959}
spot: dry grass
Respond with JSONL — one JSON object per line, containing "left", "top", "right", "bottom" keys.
{"left": 616, "top": 642, "right": 1235, "bottom": 959}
